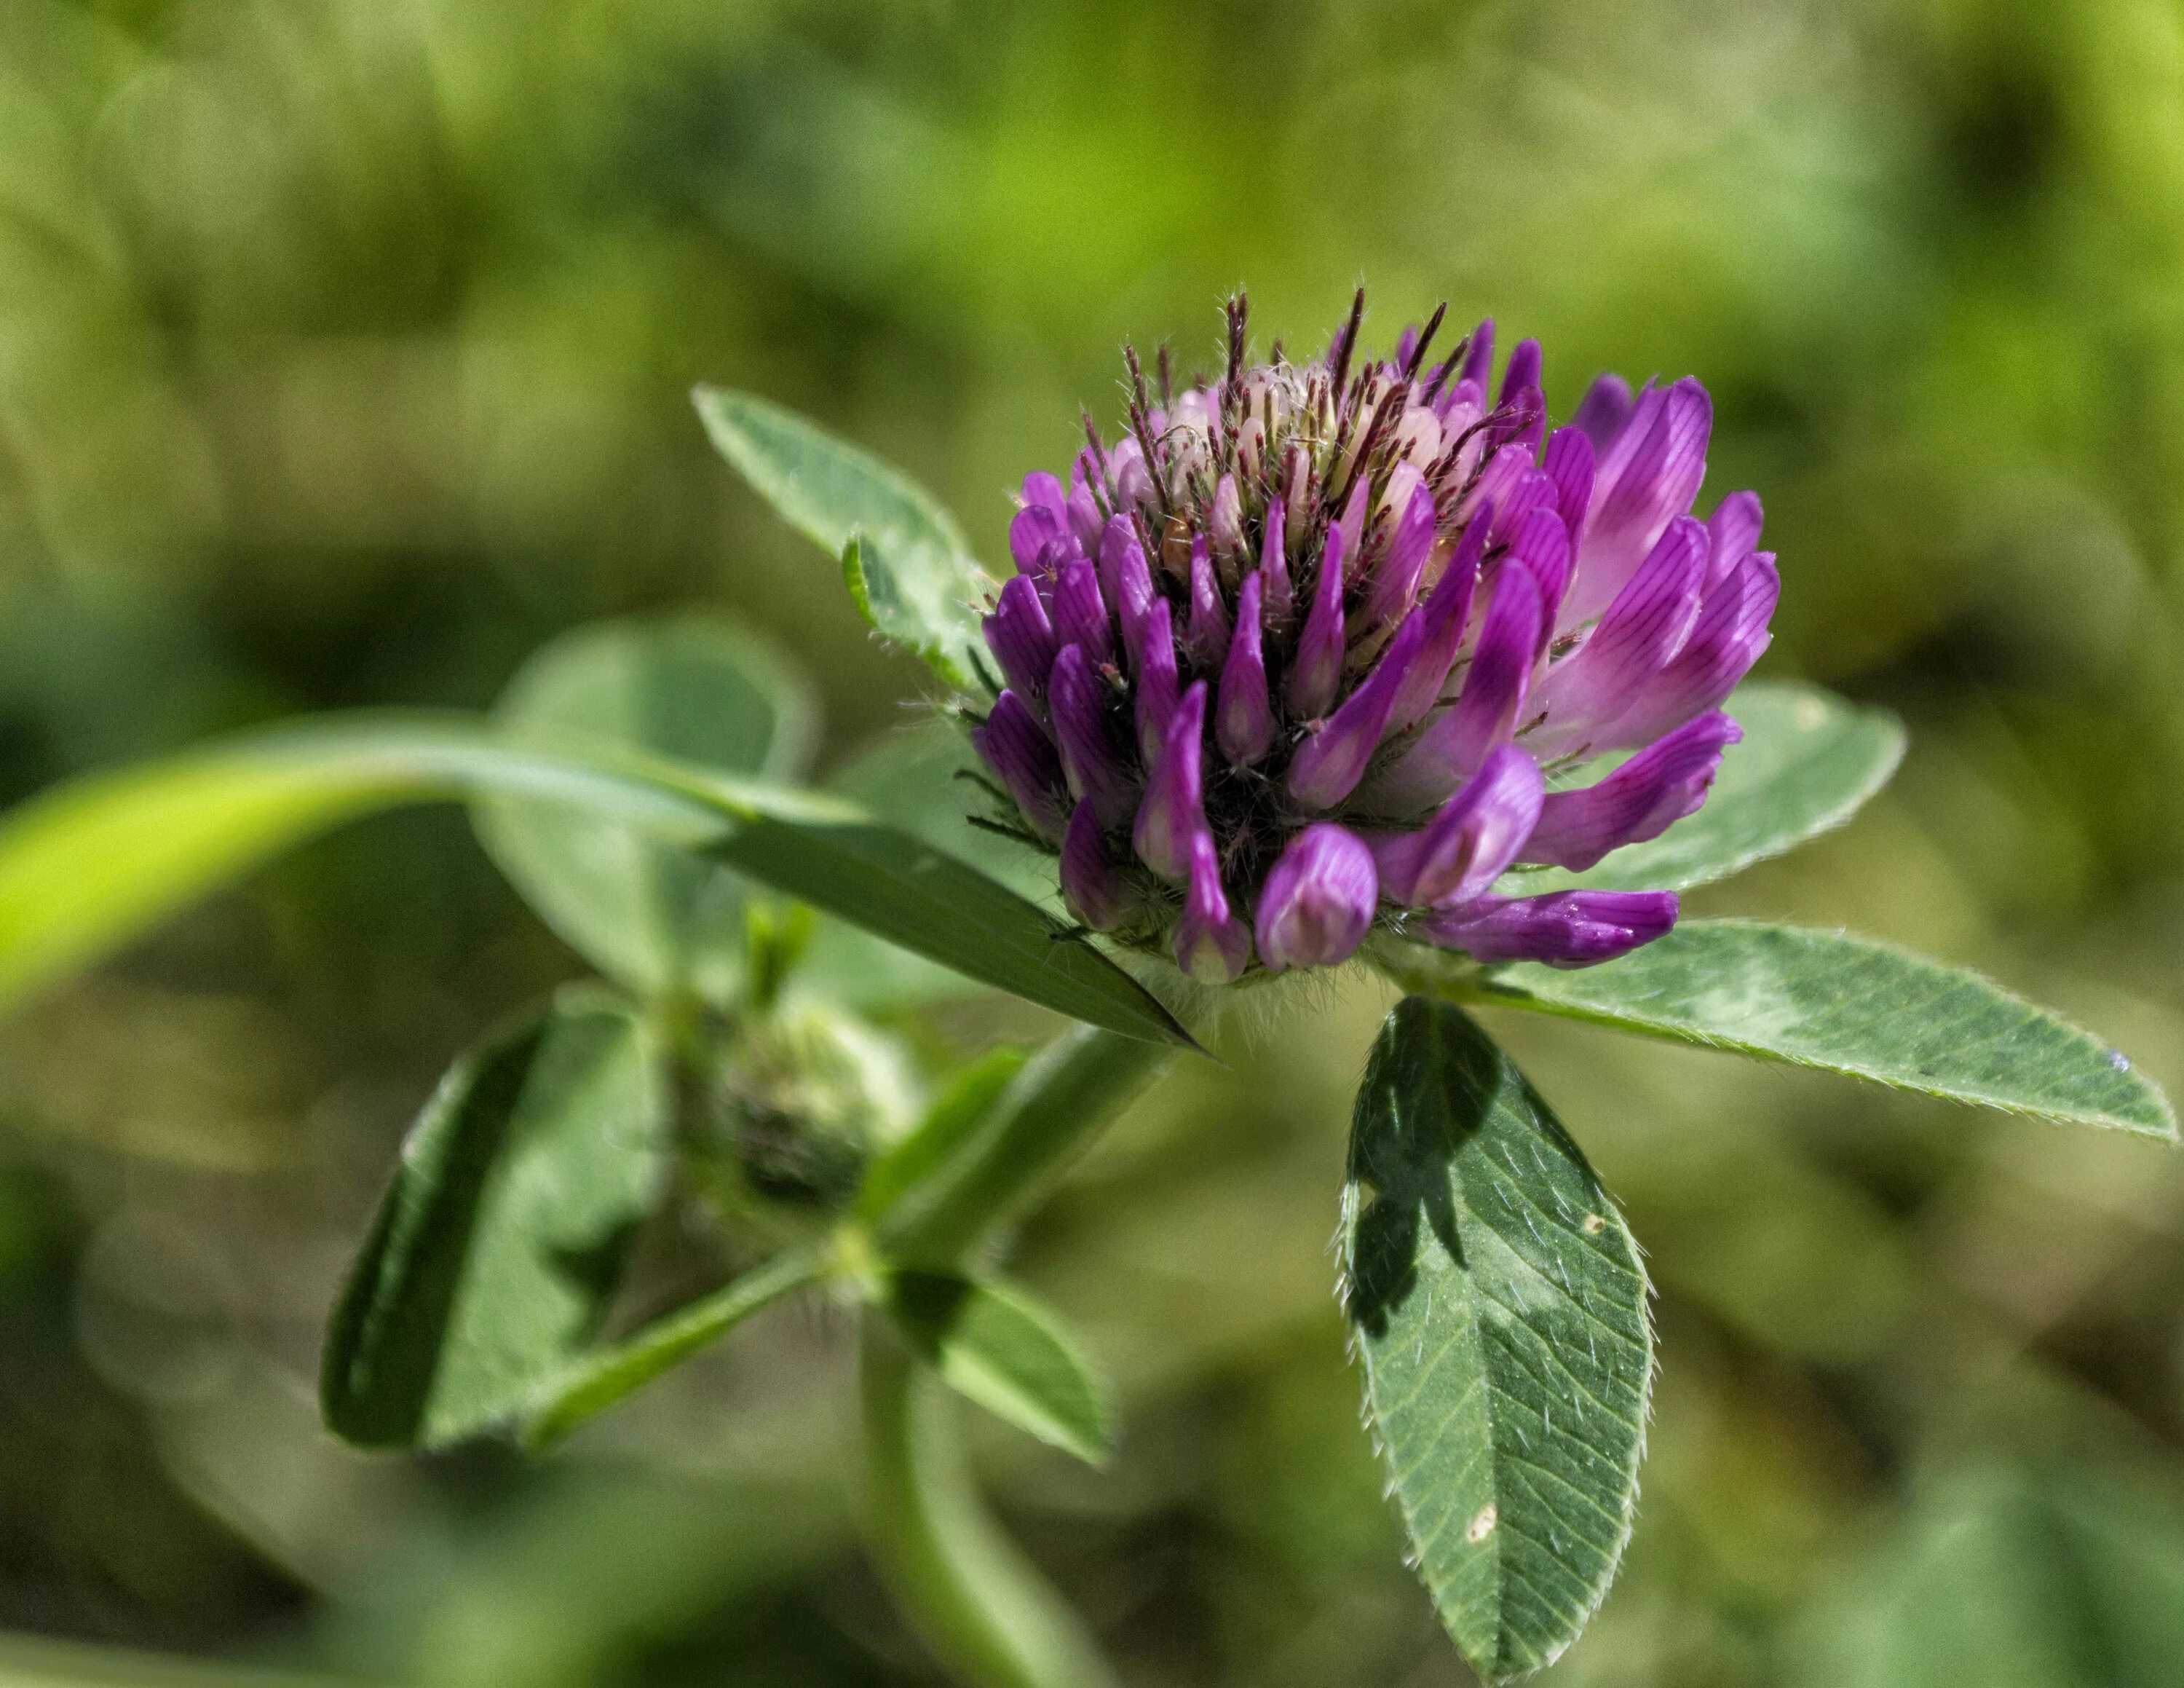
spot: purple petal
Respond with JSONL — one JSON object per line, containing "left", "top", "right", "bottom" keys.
{"left": 1289, "top": 611, "right": 1425, "bottom": 811}
{"left": 1369, "top": 744, "right": 1545, "bottom": 908}
{"left": 1568, "top": 376, "right": 1712, "bottom": 624}
{"left": 1132, "top": 680, "right": 1207, "bottom": 880}
{"left": 1369, "top": 561, "right": 1543, "bottom": 814}
{"left": 1705, "top": 490, "right": 1764, "bottom": 590}
{"left": 1061, "top": 800, "right": 1134, "bottom": 931}
{"left": 1421, "top": 889, "right": 1678, "bottom": 966}
{"left": 1362, "top": 481, "right": 1438, "bottom": 629}
{"left": 1009, "top": 503, "right": 1065, "bottom": 574}
{"left": 1066, "top": 483, "right": 1104, "bottom": 554}
{"left": 1499, "top": 339, "right": 1543, "bottom": 405}
{"left": 1052, "top": 560, "right": 1114, "bottom": 666}
{"left": 1543, "top": 427, "right": 1596, "bottom": 548}
{"left": 1028, "top": 532, "right": 1078, "bottom": 600}
{"left": 1462, "top": 443, "right": 1535, "bottom": 529}
{"left": 1173, "top": 828, "right": 1251, "bottom": 983}
{"left": 1497, "top": 384, "right": 1547, "bottom": 457}
{"left": 1530, "top": 516, "right": 1706, "bottom": 756}
{"left": 1388, "top": 510, "right": 1488, "bottom": 731}
{"left": 1255, "top": 824, "right": 1379, "bottom": 971}
{"left": 1100, "top": 517, "right": 1157, "bottom": 670}
{"left": 1570, "top": 374, "right": 1635, "bottom": 454}
{"left": 1287, "top": 523, "right": 1350, "bottom": 718}
{"left": 1049, "top": 644, "right": 1139, "bottom": 829}
{"left": 1522, "top": 711, "right": 1742, "bottom": 871}
{"left": 1459, "top": 318, "right": 1496, "bottom": 391}
{"left": 982, "top": 574, "right": 1057, "bottom": 701}
{"left": 1508, "top": 508, "right": 1574, "bottom": 648}
{"left": 1216, "top": 571, "right": 1275, "bottom": 766}
{"left": 972, "top": 691, "right": 1068, "bottom": 842}
{"left": 1602, "top": 553, "right": 1779, "bottom": 747}
{"left": 1187, "top": 536, "right": 1231, "bottom": 671}
{"left": 1134, "top": 597, "right": 1181, "bottom": 762}
{"left": 1485, "top": 469, "right": 1557, "bottom": 548}
{"left": 1108, "top": 437, "right": 1156, "bottom": 510}
{"left": 1021, "top": 470, "right": 1067, "bottom": 520}
{"left": 1259, "top": 497, "right": 1294, "bottom": 627}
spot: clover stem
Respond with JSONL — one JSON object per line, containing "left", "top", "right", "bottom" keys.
{"left": 860, "top": 1317, "right": 1118, "bottom": 1688}
{"left": 859, "top": 1025, "right": 1177, "bottom": 1687}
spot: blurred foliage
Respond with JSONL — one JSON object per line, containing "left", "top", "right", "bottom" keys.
{"left": 3, "top": 0, "right": 2184, "bottom": 1682}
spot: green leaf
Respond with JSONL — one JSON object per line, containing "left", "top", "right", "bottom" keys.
{"left": 800, "top": 719, "right": 1060, "bottom": 1011}
{"left": 858, "top": 1046, "right": 1031, "bottom": 1223}
{"left": 1431, "top": 920, "right": 2177, "bottom": 1140}
{"left": 695, "top": 387, "right": 996, "bottom": 688}
{"left": 1513, "top": 679, "right": 1906, "bottom": 896}
{"left": 0, "top": 1630, "right": 368, "bottom": 1687}
{"left": 1797, "top": 1462, "right": 2184, "bottom": 1688}
{"left": 876, "top": 1026, "right": 1179, "bottom": 1266}
{"left": 0, "top": 714, "right": 1192, "bottom": 1046}
{"left": 521, "top": 1242, "right": 831, "bottom": 1448}
{"left": 886, "top": 1271, "right": 1113, "bottom": 1464}
{"left": 472, "top": 615, "right": 819, "bottom": 1006}
{"left": 1342, "top": 996, "right": 1650, "bottom": 1682}
{"left": 322, "top": 986, "right": 669, "bottom": 1448}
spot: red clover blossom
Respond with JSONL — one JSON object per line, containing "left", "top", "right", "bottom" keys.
{"left": 970, "top": 294, "right": 1779, "bottom": 984}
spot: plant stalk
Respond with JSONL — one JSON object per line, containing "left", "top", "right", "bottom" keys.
{"left": 861, "top": 1317, "right": 1120, "bottom": 1688}
{"left": 860, "top": 1025, "right": 1177, "bottom": 1688}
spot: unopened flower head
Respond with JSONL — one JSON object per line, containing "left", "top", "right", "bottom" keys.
{"left": 969, "top": 293, "right": 1778, "bottom": 984}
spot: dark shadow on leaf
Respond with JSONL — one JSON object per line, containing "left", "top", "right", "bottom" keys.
{"left": 1343, "top": 998, "right": 1502, "bottom": 1340}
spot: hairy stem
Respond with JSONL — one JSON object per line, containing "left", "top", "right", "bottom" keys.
{"left": 860, "top": 1025, "right": 1178, "bottom": 1688}
{"left": 861, "top": 1318, "right": 1120, "bottom": 1688}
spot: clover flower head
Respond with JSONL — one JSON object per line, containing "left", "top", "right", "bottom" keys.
{"left": 969, "top": 293, "right": 1779, "bottom": 985}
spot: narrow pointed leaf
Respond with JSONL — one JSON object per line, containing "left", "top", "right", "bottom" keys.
{"left": 0, "top": 715, "right": 1192, "bottom": 1046}
{"left": 323, "top": 987, "right": 669, "bottom": 1448}
{"left": 472, "top": 615, "right": 820, "bottom": 1005}
{"left": 1343, "top": 996, "right": 1650, "bottom": 1682}
{"left": 521, "top": 1243, "right": 831, "bottom": 1448}
{"left": 858, "top": 1046, "right": 1031, "bottom": 1223}
{"left": 1436, "top": 920, "right": 2175, "bottom": 1139}
{"left": 695, "top": 386, "right": 995, "bottom": 687}
{"left": 877, "top": 1026, "right": 1179, "bottom": 1266}
{"left": 1512, "top": 680, "right": 1904, "bottom": 895}
{"left": 801, "top": 719, "right": 1060, "bottom": 1011}
{"left": 887, "top": 1271, "right": 1114, "bottom": 1464}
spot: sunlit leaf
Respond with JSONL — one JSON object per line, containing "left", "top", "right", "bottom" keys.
{"left": 323, "top": 986, "right": 669, "bottom": 1448}
{"left": 0, "top": 715, "right": 1193, "bottom": 1046}
{"left": 887, "top": 1271, "right": 1113, "bottom": 1464}
{"left": 1511, "top": 680, "right": 1905, "bottom": 896}
{"left": 1343, "top": 996, "right": 1650, "bottom": 1683}
{"left": 472, "top": 615, "right": 820, "bottom": 1006}
{"left": 1413, "top": 920, "right": 2176, "bottom": 1139}
{"left": 695, "top": 387, "right": 996, "bottom": 688}
{"left": 521, "top": 1244, "right": 831, "bottom": 1449}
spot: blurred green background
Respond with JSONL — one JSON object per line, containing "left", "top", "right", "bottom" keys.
{"left": 4, "top": 1, "right": 2184, "bottom": 1683}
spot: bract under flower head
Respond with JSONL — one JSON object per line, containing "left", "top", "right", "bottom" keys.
{"left": 969, "top": 292, "right": 1778, "bottom": 981}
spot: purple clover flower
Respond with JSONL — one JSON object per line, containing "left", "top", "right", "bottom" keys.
{"left": 970, "top": 293, "right": 1776, "bottom": 980}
